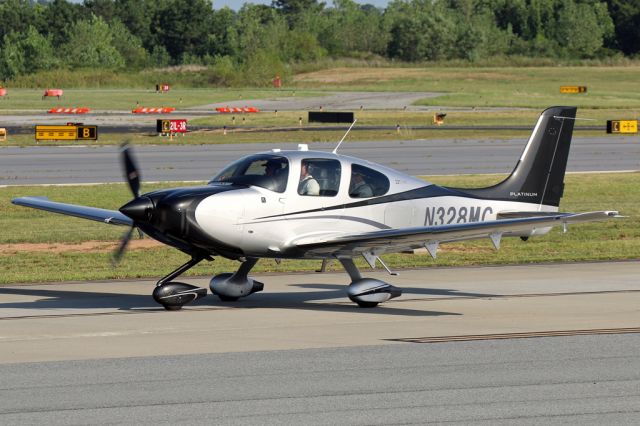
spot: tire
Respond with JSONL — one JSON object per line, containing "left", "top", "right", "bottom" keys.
{"left": 163, "top": 304, "right": 183, "bottom": 311}
{"left": 356, "top": 301, "right": 379, "bottom": 308}
{"left": 218, "top": 295, "right": 239, "bottom": 302}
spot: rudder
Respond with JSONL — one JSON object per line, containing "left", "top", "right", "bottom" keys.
{"left": 454, "top": 106, "right": 577, "bottom": 207}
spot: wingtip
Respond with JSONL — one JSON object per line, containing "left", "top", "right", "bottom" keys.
{"left": 12, "top": 196, "right": 49, "bottom": 205}
{"left": 605, "top": 211, "right": 625, "bottom": 218}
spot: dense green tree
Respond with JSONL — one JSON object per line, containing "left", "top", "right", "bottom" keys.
{"left": 272, "top": 0, "right": 323, "bottom": 13}
{"left": 0, "top": 26, "right": 58, "bottom": 79}
{"left": 319, "top": 0, "right": 386, "bottom": 56}
{"left": 0, "top": 0, "right": 634, "bottom": 81}
{"left": 62, "top": 15, "right": 124, "bottom": 68}
{"left": 606, "top": 0, "right": 640, "bottom": 55}
{"left": 385, "top": 0, "right": 458, "bottom": 61}
{"left": 149, "top": 45, "right": 171, "bottom": 67}
{"left": 84, "top": 0, "right": 117, "bottom": 22}
{"left": 154, "top": 0, "right": 215, "bottom": 63}
{"left": 114, "top": 0, "right": 157, "bottom": 52}
{"left": 453, "top": 4, "right": 512, "bottom": 61}
{"left": 554, "top": 0, "right": 613, "bottom": 57}
{"left": 207, "top": 8, "right": 238, "bottom": 58}
{"left": 110, "top": 19, "right": 149, "bottom": 68}
{"left": 0, "top": 0, "right": 44, "bottom": 42}
{"left": 41, "top": 0, "right": 87, "bottom": 47}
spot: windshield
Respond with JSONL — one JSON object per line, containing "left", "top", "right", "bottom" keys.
{"left": 209, "top": 154, "right": 289, "bottom": 193}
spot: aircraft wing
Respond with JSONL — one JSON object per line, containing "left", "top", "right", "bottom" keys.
{"left": 293, "top": 211, "right": 620, "bottom": 258}
{"left": 12, "top": 196, "right": 133, "bottom": 226}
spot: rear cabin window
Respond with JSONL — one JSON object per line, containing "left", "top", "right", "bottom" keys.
{"left": 298, "top": 158, "right": 341, "bottom": 197}
{"left": 349, "top": 164, "right": 390, "bottom": 198}
{"left": 209, "top": 154, "right": 289, "bottom": 193}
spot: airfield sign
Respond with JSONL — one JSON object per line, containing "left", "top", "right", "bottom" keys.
{"left": 157, "top": 119, "right": 187, "bottom": 134}
{"left": 560, "top": 86, "right": 587, "bottom": 93}
{"left": 35, "top": 124, "right": 98, "bottom": 141}
{"left": 607, "top": 120, "right": 638, "bottom": 134}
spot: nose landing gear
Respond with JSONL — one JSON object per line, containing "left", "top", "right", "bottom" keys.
{"left": 152, "top": 256, "right": 210, "bottom": 311}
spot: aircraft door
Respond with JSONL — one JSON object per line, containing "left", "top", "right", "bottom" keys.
{"left": 284, "top": 158, "right": 344, "bottom": 231}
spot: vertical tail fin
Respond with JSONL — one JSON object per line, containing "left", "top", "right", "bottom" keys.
{"left": 456, "top": 106, "right": 577, "bottom": 207}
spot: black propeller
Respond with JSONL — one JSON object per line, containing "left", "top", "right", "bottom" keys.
{"left": 111, "top": 143, "right": 143, "bottom": 266}
{"left": 111, "top": 226, "right": 135, "bottom": 266}
{"left": 122, "top": 143, "right": 141, "bottom": 199}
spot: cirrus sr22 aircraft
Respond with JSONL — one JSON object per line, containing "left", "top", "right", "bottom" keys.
{"left": 13, "top": 106, "right": 621, "bottom": 310}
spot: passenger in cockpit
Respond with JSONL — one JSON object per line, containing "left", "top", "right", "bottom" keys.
{"left": 298, "top": 161, "right": 320, "bottom": 196}
{"left": 350, "top": 171, "right": 373, "bottom": 198}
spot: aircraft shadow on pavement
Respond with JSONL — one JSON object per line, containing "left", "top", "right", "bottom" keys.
{"left": 0, "top": 282, "right": 498, "bottom": 317}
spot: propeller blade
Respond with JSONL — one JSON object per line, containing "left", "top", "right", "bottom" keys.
{"left": 111, "top": 226, "right": 135, "bottom": 267}
{"left": 121, "top": 143, "right": 141, "bottom": 199}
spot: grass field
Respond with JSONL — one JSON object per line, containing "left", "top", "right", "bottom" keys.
{"left": 4, "top": 128, "right": 550, "bottom": 147}
{"left": 1, "top": 66, "right": 637, "bottom": 147}
{"left": 0, "top": 108, "right": 613, "bottom": 147}
{"left": 294, "top": 66, "right": 640, "bottom": 110}
{"left": 190, "top": 108, "right": 632, "bottom": 127}
{"left": 1, "top": 173, "right": 637, "bottom": 284}
{"left": 1, "top": 66, "right": 638, "bottom": 112}
{"left": 0, "top": 88, "right": 312, "bottom": 111}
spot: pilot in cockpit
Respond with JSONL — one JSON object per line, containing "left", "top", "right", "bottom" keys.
{"left": 264, "top": 159, "right": 287, "bottom": 192}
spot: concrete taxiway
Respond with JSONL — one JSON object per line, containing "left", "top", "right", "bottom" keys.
{"left": 1, "top": 261, "right": 638, "bottom": 364}
{"left": 2, "top": 261, "right": 639, "bottom": 424}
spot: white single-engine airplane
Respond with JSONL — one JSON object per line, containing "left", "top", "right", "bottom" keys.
{"left": 13, "top": 106, "right": 621, "bottom": 310}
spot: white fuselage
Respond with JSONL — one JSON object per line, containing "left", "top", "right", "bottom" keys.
{"left": 195, "top": 150, "right": 556, "bottom": 258}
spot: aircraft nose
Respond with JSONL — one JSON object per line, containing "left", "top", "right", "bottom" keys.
{"left": 119, "top": 196, "right": 154, "bottom": 222}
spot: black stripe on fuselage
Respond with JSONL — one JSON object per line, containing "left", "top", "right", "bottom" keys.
{"left": 244, "top": 214, "right": 393, "bottom": 229}
{"left": 256, "top": 185, "right": 471, "bottom": 219}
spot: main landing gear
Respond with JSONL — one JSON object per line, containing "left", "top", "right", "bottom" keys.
{"left": 151, "top": 256, "right": 264, "bottom": 310}
{"left": 209, "top": 257, "right": 264, "bottom": 301}
{"left": 151, "top": 256, "right": 399, "bottom": 310}
{"left": 338, "top": 258, "right": 402, "bottom": 308}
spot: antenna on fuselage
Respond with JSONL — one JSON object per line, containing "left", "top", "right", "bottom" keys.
{"left": 332, "top": 119, "right": 357, "bottom": 154}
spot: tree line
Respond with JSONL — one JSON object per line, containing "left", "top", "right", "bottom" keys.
{"left": 0, "top": 0, "right": 638, "bottom": 85}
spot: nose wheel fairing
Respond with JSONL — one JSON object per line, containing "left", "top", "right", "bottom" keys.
{"left": 152, "top": 283, "right": 207, "bottom": 310}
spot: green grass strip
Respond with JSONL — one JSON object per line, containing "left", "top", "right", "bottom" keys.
{"left": 1, "top": 173, "right": 637, "bottom": 284}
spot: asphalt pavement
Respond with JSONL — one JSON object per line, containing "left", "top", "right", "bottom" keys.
{"left": 1, "top": 335, "right": 638, "bottom": 425}
{"left": 1, "top": 136, "right": 638, "bottom": 185}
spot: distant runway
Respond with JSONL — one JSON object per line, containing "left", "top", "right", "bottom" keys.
{"left": 1, "top": 261, "right": 639, "bottom": 423}
{"left": 1, "top": 136, "right": 638, "bottom": 185}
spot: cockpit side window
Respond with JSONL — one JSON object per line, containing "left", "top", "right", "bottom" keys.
{"left": 298, "top": 158, "right": 341, "bottom": 197}
{"left": 349, "top": 164, "right": 389, "bottom": 198}
{"left": 209, "top": 154, "right": 289, "bottom": 193}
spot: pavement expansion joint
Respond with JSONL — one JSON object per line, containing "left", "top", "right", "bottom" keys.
{"left": 387, "top": 327, "right": 640, "bottom": 344}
